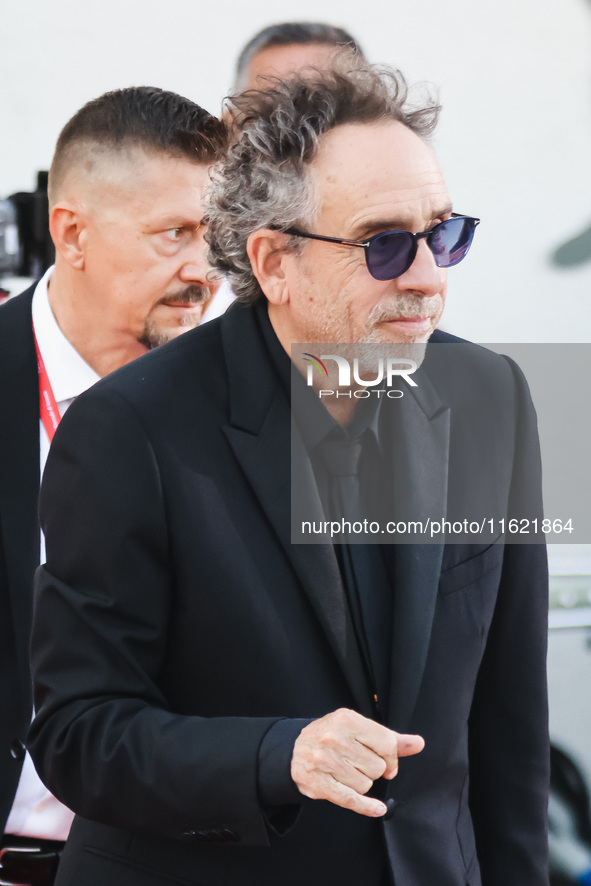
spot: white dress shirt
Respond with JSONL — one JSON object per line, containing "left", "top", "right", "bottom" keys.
{"left": 5, "top": 266, "right": 99, "bottom": 841}
{"left": 200, "top": 277, "right": 235, "bottom": 323}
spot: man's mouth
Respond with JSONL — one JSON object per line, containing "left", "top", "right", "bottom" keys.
{"left": 378, "top": 315, "right": 433, "bottom": 331}
{"left": 367, "top": 294, "right": 443, "bottom": 339}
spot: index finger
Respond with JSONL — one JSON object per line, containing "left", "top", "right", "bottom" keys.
{"left": 320, "top": 773, "right": 389, "bottom": 818}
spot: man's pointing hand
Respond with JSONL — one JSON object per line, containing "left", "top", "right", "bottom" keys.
{"left": 291, "top": 708, "right": 424, "bottom": 817}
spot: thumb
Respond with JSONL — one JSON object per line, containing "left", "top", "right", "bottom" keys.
{"left": 397, "top": 733, "right": 425, "bottom": 757}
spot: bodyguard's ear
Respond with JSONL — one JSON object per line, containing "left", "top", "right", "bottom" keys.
{"left": 49, "top": 203, "right": 86, "bottom": 270}
{"left": 247, "top": 229, "right": 291, "bottom": 305}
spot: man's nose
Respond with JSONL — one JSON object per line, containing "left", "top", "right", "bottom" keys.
{"left": 179, "top": 235, "right": 216, "bottom": 290}
{"left": 394, "top": 239, "right": 446, "bottom": 297}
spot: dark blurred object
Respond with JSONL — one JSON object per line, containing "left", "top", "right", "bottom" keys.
{"left": 549, "top": 744, "right": 591, "bottom": 885}
{"left": 0, "top": 198, "right": 21, "bottom": 275}
{"left": 552, "top": 746, "right": 591, "bottom": 844}
{"left": 2, "top": 171, "right": 54, "bottom": 279}
{"left": 551, "top": 222, "right": 591, "bottom": 268}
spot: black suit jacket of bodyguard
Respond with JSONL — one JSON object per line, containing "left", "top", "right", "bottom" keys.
{"left": 28, "top": 300, "right": 549, "bottom": 886}
{"left": 0, "top": 286, "right": 40, "bottom": 834}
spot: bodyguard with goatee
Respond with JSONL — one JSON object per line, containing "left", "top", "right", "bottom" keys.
{"left": 0, "top": 86, "right": 226, "bottom": 885}
{"left": 28, "top": 59, "right": 549, "bottom": 886}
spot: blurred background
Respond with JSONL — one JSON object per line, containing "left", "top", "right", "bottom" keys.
{"left": 3, "top": 0, "right": 591, "bottom": 341}
{"left": 2, "top": 1, "right": 590, "bottom": 880}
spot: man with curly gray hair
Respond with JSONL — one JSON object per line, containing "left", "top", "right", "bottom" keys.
{"left": 29, "top": 56, "right": 548, "bottom": 886}
{"left": 210, "top": 56, "right": 437, "bottom": 309}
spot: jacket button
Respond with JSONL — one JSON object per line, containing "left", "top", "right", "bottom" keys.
{"left": 181, "top": 827, "right": 239, "bottom": 843}
{"left": 182, "top": 830, "right": 216, "bottom": 842}
{"left": 383, "top": 798, "right": 398, "bottom": 820}
{"left": 196, "top": 830, "right": 216, "bottom": 842}
{"left": 10, "top": 739, "right": 26, "bottom": 761}
{"left": 220, "top": 829, "right": 239, "bottom": 842}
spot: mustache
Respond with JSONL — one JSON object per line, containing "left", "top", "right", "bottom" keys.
{"left": 159, "top": 285, "right": 210, "bottom": 306}
{"left": 367, "top": 294, "right": 443, "bottom": 325}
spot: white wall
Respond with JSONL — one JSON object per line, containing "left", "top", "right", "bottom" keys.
{"left": 3, "top": 0, "right": 591, "bottom": 343}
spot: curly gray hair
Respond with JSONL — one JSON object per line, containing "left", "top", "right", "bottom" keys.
{"left": 206, "top": 54, "right": 441, "bottom": 304}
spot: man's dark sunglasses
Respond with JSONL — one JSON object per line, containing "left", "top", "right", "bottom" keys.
{"left": 282, "top": 213, "right": 480, "bottom": 281}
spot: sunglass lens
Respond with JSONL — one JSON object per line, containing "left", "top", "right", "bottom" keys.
{"left": 429, "top": 217, "right": 476, "bottom": 268}
{"left": 366, "top": 231, "right": 414, "bottom": 281}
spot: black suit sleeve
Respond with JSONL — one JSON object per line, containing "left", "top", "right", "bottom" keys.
{"left": 27, "top": 386, "right": 284, "bottom": 846}
{"left": 257, "top": 718, "right": 311, "bottom": 808}
{"left": 468, "top": 357, "right": 550, "bottom": 885}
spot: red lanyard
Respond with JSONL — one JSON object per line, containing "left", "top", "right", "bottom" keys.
{"left": 34, "top": 329, "right": 61, "bottom": 442}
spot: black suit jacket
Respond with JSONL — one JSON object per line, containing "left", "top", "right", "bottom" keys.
{"left": 0, "top": 286, "right": 41, "bottom": 834}
{"left": 28, "top": 301, "right": 549, "bottom": 886}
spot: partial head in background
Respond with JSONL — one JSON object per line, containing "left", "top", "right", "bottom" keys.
{"left": 48, "top": 87, "right": 228, "bottom": 375}
{"left": 234, "top": 21, "right": 364, "bottom": 91}
{"left": 208, "top": 53, "right": 477, "bottom": 354}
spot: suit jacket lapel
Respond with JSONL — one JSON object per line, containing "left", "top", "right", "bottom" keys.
{"left": 383, "top": 361, "right": 449, "bottom": 730}
{"left": 0, "top": 287, "right": 40, "bottom": 695}
{"left": 221, "top": 304, "right": 373, "bottom": 714}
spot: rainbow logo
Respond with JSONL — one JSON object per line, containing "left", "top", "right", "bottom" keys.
{"left": 302, "top": 353, "right": 328, "bottom": 376}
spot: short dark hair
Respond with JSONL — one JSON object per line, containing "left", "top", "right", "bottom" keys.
{"left": 208, "top": 53, "right": 440, "bottom": 304}
{"left": 234, "top": 21, "right": 364, "bottom": 88}
{"left": 49, "top": 86, "right": 228, "bottom": 206}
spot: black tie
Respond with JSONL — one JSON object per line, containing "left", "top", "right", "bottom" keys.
{"left": 319, "top": 437, "right": 364, "bottom": 529}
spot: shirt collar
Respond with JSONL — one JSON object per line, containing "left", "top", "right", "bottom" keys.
{"left": 32, "top": 267, "right": 100, "bottom": 404}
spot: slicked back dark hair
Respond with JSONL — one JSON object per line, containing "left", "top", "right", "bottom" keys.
{"left": 234, "top": 21, "right": 364, "bottom": 89}
{"left": 48, "top": 86, "right": 228, "bottom": 206}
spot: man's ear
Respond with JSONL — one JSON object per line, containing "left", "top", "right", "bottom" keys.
{"left": 49, "top": 203, "right": 86, "bottom": 270}
{"left": 247, "top": 229, "right": 292, "bottom": 305}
